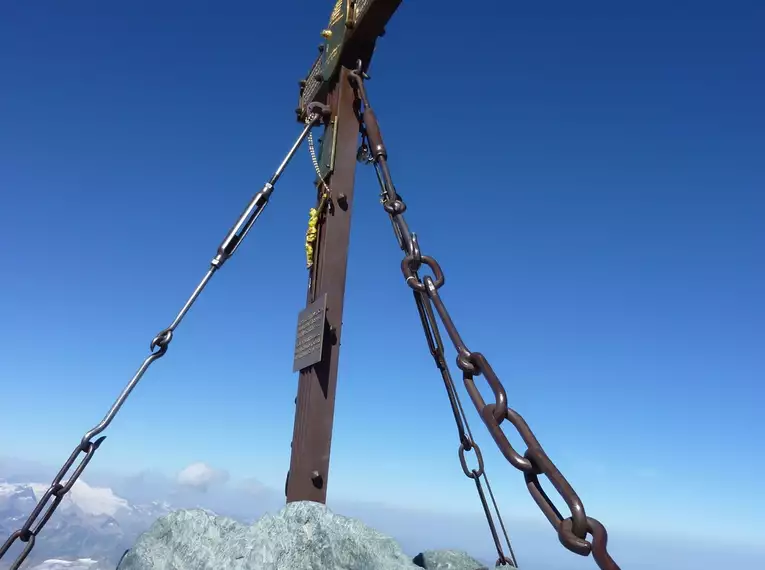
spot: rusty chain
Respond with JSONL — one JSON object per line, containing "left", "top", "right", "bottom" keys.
{"left": 348, "top": 64, "right": 621, "bottom": 570}
{"left": 355, "top": 86, "right": 516, "bottom": 565}
{"left": 410, "top": 278, "right": 518, "bottom": 568}
{"left": 0, "top": 107, "right": 329, "bottom": 570}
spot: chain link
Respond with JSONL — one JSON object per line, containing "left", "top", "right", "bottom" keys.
{"left": 306, "top": 115, "right": 333, "bottom": 200}
{"left": 0, "top": 113, "right": 326, "bottom": 570}
{"left": 349, "top": 65, "right": 621, "bottom": 570}
{"left": 413, "top": 285, "right": 517, "bottom": 567}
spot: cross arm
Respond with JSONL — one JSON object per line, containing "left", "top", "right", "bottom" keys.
{"left": 296, "top": 0, "right": 402, "bottom": 123}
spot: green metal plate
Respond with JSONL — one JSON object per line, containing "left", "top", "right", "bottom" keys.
{"left": 316, "top": 117, "right": 337, "bottom": 182}
{"left": 321, "top": 0, "right": 352, "bottom": 81}
{"left": 297, "top": 0, "right": 402, "bottom": 121}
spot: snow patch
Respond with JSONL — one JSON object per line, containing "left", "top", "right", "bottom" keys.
{"left": 29, "top": 558, "right": 99, "bottom": 570}
{"left": 25, "top": 480, "right": 130, "bottom": 517}
{"left": 0, "top": 481, "right": 20, "bottom": 497}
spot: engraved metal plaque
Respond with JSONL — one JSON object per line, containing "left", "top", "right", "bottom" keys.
{"left": 298, "top": 53, "right": 326, "bottom": 117}
{"left": 292, "top": 293, "right": 328, "bottom": 372}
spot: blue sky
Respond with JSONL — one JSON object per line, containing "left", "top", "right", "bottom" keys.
{"left": 1, "top": 0, "right": 763, "bottom": 565}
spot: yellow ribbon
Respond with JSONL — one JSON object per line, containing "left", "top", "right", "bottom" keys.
{"left": 305, "top": 193, "right": 329, "bottom": 269}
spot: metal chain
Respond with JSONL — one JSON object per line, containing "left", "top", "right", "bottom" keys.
{"left": 348, "top": 65, "right": 621, "bottom": 570}
{"left": 362, "top": 108, "right": 517, "bottom": 567}
{"left": 412, "top": 284, "right": 518, "bottom": 567}
{"left": 0, "top": 107, "right": 328, "bottom": 570}
{"left": 306, "top": 119, "right": 332, "bottom": 199}
{"left": 353, "top": 76, "right": 516, "bottom": 568}
{"left": 304, "top": 113, "right": 333, "bottom": 283}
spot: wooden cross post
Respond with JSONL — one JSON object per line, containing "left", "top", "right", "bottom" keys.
{"left": 285, "top": 0, "right": 402, "bottom": 504}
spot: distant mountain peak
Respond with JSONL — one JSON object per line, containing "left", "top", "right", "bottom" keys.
{"left": 1, "top": 480, "right": 132, "bottom": 518}
{"left": 0, "top": 479, "right": 171, "bottom": 570}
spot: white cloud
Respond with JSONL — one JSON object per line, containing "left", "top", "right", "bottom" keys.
{"left": 176, "top": 462, "right": 229, "bottom": 491}
{"left": 238, "top": 477, "right": 268, "bottom": 495}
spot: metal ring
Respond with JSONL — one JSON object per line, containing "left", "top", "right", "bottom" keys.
{"left": 12, "top": 528, "right": 30, "bottom": 544}
{"left": 384, "top": 199, "right": 406, "bottom": 215}
{"left": 150, "top": 329, "right": 173, "bottom": 354}
{"left": 458, "top": 440, "right": 485, "bottom": 479}
{"left": 305, "top": 102, "right": 330, "bottom": 121}
{"left": 456, "top": 353, "right": 478, "bottom": 375}
{"left": 559, "top": 517, "right": 593, "bottom": 556}
{"left": 50, "top": 483, "right": 66, "bottom": 499}
{"left": 401, "top": 255, "right": 444, "bottom": 292}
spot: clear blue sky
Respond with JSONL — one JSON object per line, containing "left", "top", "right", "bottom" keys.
{"left": 1, "top": 0, "right": 763, "bottom": 556}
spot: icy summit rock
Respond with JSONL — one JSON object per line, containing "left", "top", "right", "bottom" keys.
{"left": 117, "top": 501, "right": 489, "bottom": 570}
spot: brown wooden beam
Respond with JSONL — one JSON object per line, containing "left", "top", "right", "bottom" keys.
{"left": 286, "top": 0, "right": 402, "bottom": 506}
{"left": 285, "top": 65, "right": 360, "bottom": 504}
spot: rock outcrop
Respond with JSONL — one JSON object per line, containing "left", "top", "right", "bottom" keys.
{"left": 413, "top": 550, "right": 491, "bottom": 569}
{"left": 117, "top": 501, "right": 493, "bottom": 570}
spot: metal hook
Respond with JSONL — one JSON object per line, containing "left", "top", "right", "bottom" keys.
{"left": 306, "top": 102, "right": 331, "bottom": 121}
{"left": 352, "top": 59, "right": 370, "bottom": 81}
